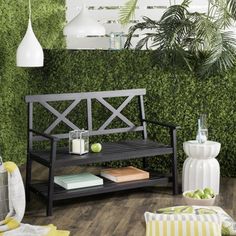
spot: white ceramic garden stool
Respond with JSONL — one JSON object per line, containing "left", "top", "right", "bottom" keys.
{"left": 182, "top": 140, "right": 221, "bottom": 194}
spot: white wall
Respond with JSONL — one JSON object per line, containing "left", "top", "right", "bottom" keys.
{"left": 64, "top": 0, "right": 210, "bottom": 49}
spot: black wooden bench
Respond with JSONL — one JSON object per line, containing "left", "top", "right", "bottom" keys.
{"left": 25, "top": 89, "right": 179, "bottom": 216}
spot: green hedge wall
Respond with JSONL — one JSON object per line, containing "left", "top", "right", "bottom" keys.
{"left": 2, "top": 48, "right": 236, "bottom": 177}
{"left": 0, "top": 1, "right": 236, "bottom": 177}
{"left": 0, "top": 0, "right": 65, "bottom": 163}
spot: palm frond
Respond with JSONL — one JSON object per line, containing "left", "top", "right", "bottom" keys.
{"left": 210, "top": 0, "right": 232, "bottom": 29}
{"left": 135, "top": 35, "right": 153, "bottom": 50}
{"left": 199, "top": 31, "right": 236, "bottom": 77}
{"left": 181, "top": 0, "right": 192, "bottom": 7}
{"left": 124, "top": 0, "right": 236, "bottom": 79}
{"left": 156, "top": 3, "right": 193, "bottom": 48}
{"left": 227, "top": 0, "right": 236, "bottom": 20}
{"left": 119, "top": 0, "right": 138, "bottom": 25}
{"left": 191, "top": 13, "right": 217, "bottom": 51}
{"left": 124, "top": 17, "right": 159, "bottom": 49}
{"left": 160, "top": 2, "right": 188, "bottom": 23}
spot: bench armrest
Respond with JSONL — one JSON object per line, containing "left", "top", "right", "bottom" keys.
{"left": 142, "top": 119, "right": 180, "bottom": 129}
{"left": 29, "top": 129, "right": 58, "bottom": 165}
{"left": 29, "top": 129, "right": 59, "bottom": 141}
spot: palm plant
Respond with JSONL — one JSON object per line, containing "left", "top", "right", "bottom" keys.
{"left": 119, "top": 0, "right": 139, "bottom": 25}
{"left": 121, "top": 0, "right": 236, "bottom": 78}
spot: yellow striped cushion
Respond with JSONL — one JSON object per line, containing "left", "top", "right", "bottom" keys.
{"left": 145, "top": 212, "right": 221, "bottom": 236}
{"left": 156, "top": 206, "right": 236, "bottom": 236}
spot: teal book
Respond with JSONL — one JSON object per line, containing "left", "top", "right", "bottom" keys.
{"left": 54, "top": 172, "right": 103, "bottom": 190}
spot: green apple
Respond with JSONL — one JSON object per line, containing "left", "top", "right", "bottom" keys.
{"left": 193, "top": 193, "right": 201, "bottom": 199}
{"left": 185, "top": 192, "right": 194, "bottom": 198}
{"left": 91, "top": 143, "right": 102, "bottom": 153}
{"left": 194, "top": 189, "right": 205, "bottom": 198}
{"left": 204, "top": 187, "right": 214, "bottom": 196}
{"left": 202, "top": 193, "right": 212, "bottom": 199}
{"left": 194, "top": 189, "right": 201, "bottom": 193}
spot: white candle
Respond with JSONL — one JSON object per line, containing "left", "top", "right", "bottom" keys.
{"left": 72, "top": 139, "right": 85, "bottom": 154}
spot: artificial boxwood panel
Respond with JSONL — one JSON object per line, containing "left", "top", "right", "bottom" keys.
{"left": 2, "top": 49, "right": 236, "bottom": 177}
{"left": 0, "top": 0, "right": 235, "bottom": 176}
{"left": 0, "top": 0, "right": 65, "bottom": 163}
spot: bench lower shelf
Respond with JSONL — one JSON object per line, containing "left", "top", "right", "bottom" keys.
{"left": 29, "top": 172, "right": 169, "bottom": 201}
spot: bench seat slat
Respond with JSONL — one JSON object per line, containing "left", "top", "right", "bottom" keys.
{"left": 30, "top": 139, "right": 173, "bottom": 167}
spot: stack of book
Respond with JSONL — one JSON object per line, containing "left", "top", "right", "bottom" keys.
{"left": 54, "top": 166, "right": 149, "bottom": 189}
{"left": 54, "top": 172, "right": 103, "bottom": 190}
{"left": 100, "top": 166, "right": 149, "bottom": 183}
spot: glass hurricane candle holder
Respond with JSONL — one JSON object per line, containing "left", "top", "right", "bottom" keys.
{"left": 69, "top": 130, "right": 89, "bottom": 155}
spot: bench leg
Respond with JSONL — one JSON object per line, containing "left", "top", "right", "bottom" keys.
{"left": 25, "top": 154, "right": 32, "bottom": 202}
{"left": 47, "top": 199, "right": 53, "bottom": 217}
{"left": 143, "top": 157, "right": 147, "bottom": 169}
{"left": 171, "top": 129, "right": 178, "bottom": 195}
{"left": 47, "top": 165, "right": 54, "bottom": 216}
{"left": 47, "top": 141, "right": 57, "bottom": 216}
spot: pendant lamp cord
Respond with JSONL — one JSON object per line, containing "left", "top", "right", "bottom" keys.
{"left": 29, "top": 0, "right": 32, "bottom": 20}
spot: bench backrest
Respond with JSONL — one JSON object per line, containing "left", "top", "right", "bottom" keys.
{"left": 25, "top": 89, "right": 147, "bottom": 142}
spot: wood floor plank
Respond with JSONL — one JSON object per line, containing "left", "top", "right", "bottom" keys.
{"left": 20, "top": 165, "right": 236, "bottom": 236}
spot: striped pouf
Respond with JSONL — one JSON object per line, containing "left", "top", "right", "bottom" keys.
{"left": 144, "top": 212, "right": 221, "bottom": 236}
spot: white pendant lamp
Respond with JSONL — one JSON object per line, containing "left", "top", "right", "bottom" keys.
{"left": 63, "top": 5, "right": 106, "bottom": 37}
{"left": 16, "top": 0, "right": 44, "bottom": 67}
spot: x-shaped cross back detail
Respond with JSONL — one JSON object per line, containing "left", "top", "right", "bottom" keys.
{"left": 39, "top": 95, "right": 135, "bottom": 134}
{"left": 97, "top": 95, "right": 135, "bottom": 131}
{"left": 40, "top": 100, "right": 80, "bottom": 134}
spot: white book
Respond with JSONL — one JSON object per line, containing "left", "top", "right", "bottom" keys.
{"left": 54, "top": 172, "right": 103, "bottom": 190}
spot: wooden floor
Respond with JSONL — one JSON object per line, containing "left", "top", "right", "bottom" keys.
{"left": 22, "top": 164, "right": 236, "bottom": 236}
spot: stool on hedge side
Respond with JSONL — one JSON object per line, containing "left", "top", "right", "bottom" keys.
{"left": 25, "top": 89, "right": 180, "bottom": 216}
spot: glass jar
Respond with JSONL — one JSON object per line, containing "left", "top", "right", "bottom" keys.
{"left": 109, "top": 32, "right": 124, "bottom": 50}
{"left": 69, "top": 130, "right": 89, "bottom": 155}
